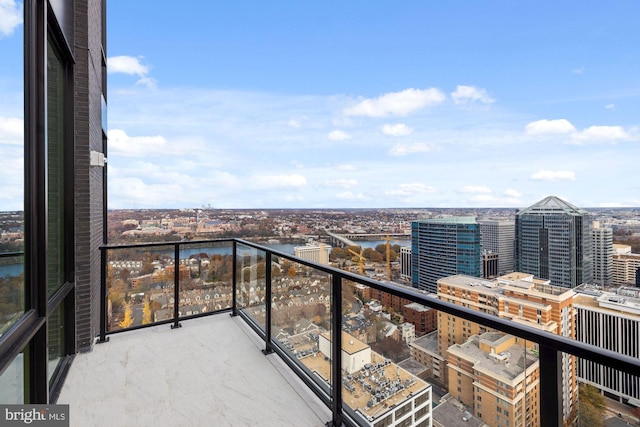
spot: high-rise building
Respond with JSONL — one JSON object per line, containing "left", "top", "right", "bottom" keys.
{"left": 515, "top": 196, "right": 593, "bottom": 288}
{"left": 411, "top": 217, "right": 481, "bottom": 294}
{"left": 400, "top": 246, "right": 412, "bottom": 281}
{"left": 479, "top": 220, "right": 515, "bottom": 276}
{"left": 574, "top": 285, "right": 640, "bottom": 406}
{"left": 592, "top": 221, "right": 613, "bottom": 286}
{"left": 433, "top": 273, "right": 577, "bottom": 426}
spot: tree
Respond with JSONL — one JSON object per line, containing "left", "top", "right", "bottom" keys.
{"left": 140, "top": 261, "right": 155, "bottom": 275}
{"left": 372, "top": 337, "right": 408, "bottom": 362}
{"left": 578, "top": 383, "right": 605, "bottom": 427}
{"left": 142, "top": 300, "right": 152, "bottom": 324}
{"left": 119, "top": 301, "right": 134, "bottom": 329}
{"left": 330, "top": 247, "right": 348, "bottom": 260}
{"left": 363, "top": 248, "right": 383, "bottom": 262}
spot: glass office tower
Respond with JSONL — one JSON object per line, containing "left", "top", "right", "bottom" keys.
{"left": 411, "top": 217, "right": 481, "bottom": 294}
{"left": 515, "top": 196, "right": 593, "bottom": 288}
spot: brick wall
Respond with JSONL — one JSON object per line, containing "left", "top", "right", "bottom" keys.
{"left": 73, "top": 0, "right": 105, "bottom": 352}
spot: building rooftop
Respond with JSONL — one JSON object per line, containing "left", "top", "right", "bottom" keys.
{"left": 448, "top": 333, "right": 539, "bottom": 382}
{"left": 404, "top": 302, "right": 431, "bottom": 312}
{"left": 574, "top": 286, "right": 640, "bottom": 317}
{"left": 58, "top": 315, "right": 329, "bottom": 427}
{"left": 432, "top": 398, "right": 484, "bottom": 427}
{"left": 414, "top": 216, "right": 477, "bottom": 224}
{"left": 439, "top": 273, "right": 574, "bottom": 301}
{"left": 411, "top": 331, "right": 440, "bottom": 355}
{"left": 517, "top": 195, "right": 588, "bottom": 216}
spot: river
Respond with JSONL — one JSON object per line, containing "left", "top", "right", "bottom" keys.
{"left": 0, "top": 240, "right": 411, "bottom": 275}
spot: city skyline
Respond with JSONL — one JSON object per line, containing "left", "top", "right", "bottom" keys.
{"left": 2, "top": 1, "right": 640, "bottom": 210}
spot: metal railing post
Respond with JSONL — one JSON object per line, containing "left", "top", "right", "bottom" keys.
{"left": 97, "top": 247, "right": 109, "bottom": 343}
{"left": 262, "top": 252, "right": 274, "bottom": 355}
{"left": 231, "top": 240, "right": 238, "bottom": 317}
{"left": 539, "top": 344, "right": 562, "bottom": 427}
{"left": 171, "top": 243, "right": 182, "bottom": 329}
{"left": 328, "top": 273, "right": 344, "bottom": 427}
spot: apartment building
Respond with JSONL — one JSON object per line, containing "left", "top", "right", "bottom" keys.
{"left": 612, "top": 252, "right": 640, "bottom": 287}
{"left": 447, "top": 333, "right": 540, "bottom": 427}
{"left": 294, "top": 242, "right": 331, "bottom": 265}
{"left": 434, "top": 273, "right": 577, "bottom": 425}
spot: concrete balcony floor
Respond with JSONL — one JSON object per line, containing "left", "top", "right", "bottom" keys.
{"left": 58, "top": 314, "right": 330, "bottom": 427}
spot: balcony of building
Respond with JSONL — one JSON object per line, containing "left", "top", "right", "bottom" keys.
{"left": 50, "top": 239, "right": 640, "bottom": 427}
{"left": 58, "top": 313, "right": 329, "bottom": 426}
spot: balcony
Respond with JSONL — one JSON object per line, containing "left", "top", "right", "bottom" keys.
{"left": 57, "top": 239, "right": 640, "bottom": 427}
{"left": 58, "top": 314, "right": 329, "bottom": 426}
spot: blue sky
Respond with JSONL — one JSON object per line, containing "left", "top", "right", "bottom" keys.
{"left": 1, "top": 1, "right": 639, "bottom": 210}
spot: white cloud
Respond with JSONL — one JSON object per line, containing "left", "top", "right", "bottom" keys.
{"left": 0, "top": 0, "right": 22, "bottom": 38}
{"left": 0, "top": 116, "right": 23, "bottom": 145}
{"left": 451, "top": 85, "right": 495, "bottom": 105}
{"left": 388, "top": 142, "right": 434, "bottom": 156}
{"left": 288, "top": 119, "right": 301, "bottom": 128}
{"left": 530, "top": 170, "right": 576, "bottom": 182}
{"left": 525, "top": 119, "right": 576, "bottom": 135}
{"left": 343, "top": 88, "right": 445, "bottom": 117}
{"left": 504, "top": 188, "right": 522, "bottom": 198}
{"left": 335, "top": 164, "right": 357, "bottom": 172}
{"left": 252, "top": 174, "right": 307, "bottom": 190}
{"left": 108, "top": 129, "right": 169, "bottom": 157}
{"left": 335, "top": 191, "right": 371, "bottom": 201}
{"left": 526, "top": 119, "right": 633, "bottom": 144}
{"left": 382, "top": 123, "right": 413, "bottom": 136}
{"left": 605, "top": 104, "right": 615, "bottom": 111}
{"left": 324, "top": 179, "right": 357, "bottom": 188}
{"left": 107, "top": 56, "right": 150, "bottom": 76}
{"left": 460, "top": 185, "right": 491, "bottom": 194}
{"left": 572, "top": 125, "right": 629, "bottom": 143}
{"left": 328, "top": 130, "right": 351, "bottom": 141}
{"left": 385, "top": 183, "right": 436, "bottom": 197}
{"left": 572, "top": 67, "right": 584, "bottom": 74}
{"left": 107, "top": 56, "right": 157, "bottom": 88}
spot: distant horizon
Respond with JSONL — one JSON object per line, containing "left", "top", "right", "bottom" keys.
{"left": 4, "top": 205, "right": 640, "bottom": 215}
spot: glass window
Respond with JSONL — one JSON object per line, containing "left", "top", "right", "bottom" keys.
{"left": 0, "top": 253, "right": 25, "bottom": 336}
{"left": 48, "top": 304, "right": 65, "bottom": 383}
{"left": 46, "top": 37, "right": 67, "bottom": 297}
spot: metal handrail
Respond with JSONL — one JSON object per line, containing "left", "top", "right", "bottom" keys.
{"left": 99, "top": 238, "right": 640, "bottom": 427}
{"left": 0, "top": 252, "right": 24, "bottom": 258}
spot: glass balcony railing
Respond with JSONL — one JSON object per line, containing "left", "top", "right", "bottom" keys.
{"left": 99, "top": 239, "right": 640, "bottom": 427}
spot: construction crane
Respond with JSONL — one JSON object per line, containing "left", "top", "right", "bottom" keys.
{"left": 348, "top": 247, "right": 366, "bottom": 275}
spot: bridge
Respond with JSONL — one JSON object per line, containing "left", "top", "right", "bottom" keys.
{"left": 325, "top": 232, "right": 410, "bottom": 248}
{"left": 325, "top": 231, "right": 357, "bottom": 248}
